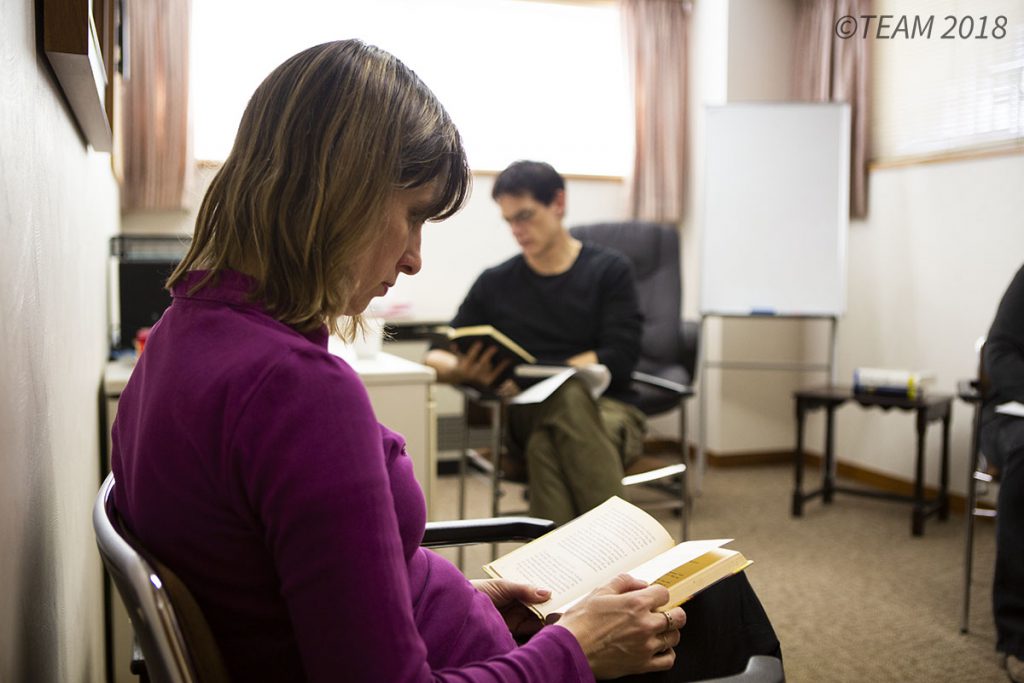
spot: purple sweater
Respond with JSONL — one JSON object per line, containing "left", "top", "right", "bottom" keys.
{"left": 111, "top": 271, "right": 592, "bottom": 682}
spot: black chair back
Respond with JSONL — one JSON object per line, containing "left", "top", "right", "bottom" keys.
{"left": 571, "top": 222, "right": 693, "bottom": 416}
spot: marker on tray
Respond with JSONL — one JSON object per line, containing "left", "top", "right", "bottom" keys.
{"left": 750, "top": 308, "right": 776, "bottom": 316}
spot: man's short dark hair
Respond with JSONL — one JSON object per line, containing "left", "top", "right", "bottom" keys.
{"left": 491, "top": 160, "right": 565, "bottom": 205}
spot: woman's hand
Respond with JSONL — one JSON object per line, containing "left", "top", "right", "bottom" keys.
{"left": 556, "top": 574, "right": 687, "bottom": 679}
{"left": 472, "top": 578, "right": 550, "bottom": 641}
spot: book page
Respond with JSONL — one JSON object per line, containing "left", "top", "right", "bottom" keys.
{"left": 624, "top": 539, "right": 733, "bottom": 585}
{"left": 996, "top": 401, "right": 1024, "bottom": 418}
{"left": 483, "top": 497, "right": 675, "bottom": 615}
{"left": 557, "top": 540, "right": 733, "bottom": 613}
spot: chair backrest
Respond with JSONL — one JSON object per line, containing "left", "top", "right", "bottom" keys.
{"left": 93, "top": 473, "right": 231, "bottom": 683}
{"left": 570, "top": 222, "right": 683, "bottom": 368}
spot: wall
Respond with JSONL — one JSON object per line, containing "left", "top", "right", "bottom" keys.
{"left": 682, "top": 0, "right": 805, "bottom": 456}
{"left": 812, "top": 153, "right": 1024, "bottom": 492}
{"left": 0, "top": 2, "right": 120, "bottom": 681}
{"left": 124, "top": 170, "right": 631, "bottom": 323}
{"left": 688, "top": 0, "right": 1024, "bottom": 497}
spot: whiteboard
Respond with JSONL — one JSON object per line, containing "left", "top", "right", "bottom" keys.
{"left": 699, "top": 103, "right": 850, "bottom": 317}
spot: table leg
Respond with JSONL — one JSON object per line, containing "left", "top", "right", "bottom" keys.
{"left": 823, "top": 405, "right": 836, "bottom": 504}
{"left": 939, "top": 411, "right": 951, "bottom": 521}
{"left": 912, "top": 409, "right": 927, "bottom": 536}
{"left": 793, "top": 399, "right": 806, "bottom": 517}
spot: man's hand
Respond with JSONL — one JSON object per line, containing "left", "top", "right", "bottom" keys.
{"left": 451, "top": 341, "right": 512, "bottom": 388}
{"left": 472, "top": 578, "right": 550, "bottom": 640}
{"left": 566, "top": 350, "right": 599, "bottom": 367}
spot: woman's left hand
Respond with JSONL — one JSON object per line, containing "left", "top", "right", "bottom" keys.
{"left": 472, "top": 579, "right": 550, "bottom": 641}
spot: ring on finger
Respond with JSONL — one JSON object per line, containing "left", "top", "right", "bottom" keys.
{"left": 663, "top": 611, "right": 674, "bottom": 631}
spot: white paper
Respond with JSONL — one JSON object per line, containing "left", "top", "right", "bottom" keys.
{"left": 996, "top": 401, "right": 1024, "bottom": 418}
{"left": 510, "top": 364, "right": 611, "bottom": 405}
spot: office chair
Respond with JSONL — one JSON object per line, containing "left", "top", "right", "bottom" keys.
{"left": 959, "top": 339, "right": 1001, "bottom": 634}
{"left": 571, "top": 222, "right": 698, "bottom": 529}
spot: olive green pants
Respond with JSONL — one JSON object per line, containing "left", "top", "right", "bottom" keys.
{"left": 506, "top": 378, "right": 646, "bottom": 525}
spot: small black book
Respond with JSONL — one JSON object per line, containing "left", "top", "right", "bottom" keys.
{"left": 440, "top": 325, "right": 537, "bottom": 386}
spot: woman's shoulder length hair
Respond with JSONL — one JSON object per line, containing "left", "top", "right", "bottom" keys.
{"left": 169, "top": 39, "right": 471, "bottom": 338}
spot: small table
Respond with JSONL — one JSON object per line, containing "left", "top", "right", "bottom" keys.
{"left": 792, "top": 385, "right": 952, "bottom": 536}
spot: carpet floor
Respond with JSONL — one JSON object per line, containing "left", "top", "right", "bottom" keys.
{"left": 434, "top": 463, "right": 1005, "bottom": 682}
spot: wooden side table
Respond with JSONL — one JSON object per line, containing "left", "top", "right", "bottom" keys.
{"left": 792, "top": 385, "right": 952, "bottom": 536}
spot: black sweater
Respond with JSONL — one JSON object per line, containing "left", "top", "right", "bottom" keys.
{"left": 448, "top": 244, "right": 642, "bottom": 400}
{"left": 985, "top": 264, "right": 1024, "bottom": 412}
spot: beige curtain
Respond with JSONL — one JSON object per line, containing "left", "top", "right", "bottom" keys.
{"left": 122, "top": 0, "right": 192, "bottom": 211}
{"left": 620, "top": 0, "right": 691, "bottom": 224}
{"left": 793, "top": 0, "right": 871, "bottom": 219}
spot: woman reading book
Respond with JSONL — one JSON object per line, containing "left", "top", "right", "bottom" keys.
{"left": 110, "top": 40, "right": 779, "bottom": 682}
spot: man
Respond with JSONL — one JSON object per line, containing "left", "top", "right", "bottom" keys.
{"left": 980, "top": 263, "right": 1024, "bottom": 683}
{"left": 425, "top": 160, "right": 645, "bottom": 525}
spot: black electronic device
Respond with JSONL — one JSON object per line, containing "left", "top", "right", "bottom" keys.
{"left": 110, "top": 235, "right": 191, "bottom": 351}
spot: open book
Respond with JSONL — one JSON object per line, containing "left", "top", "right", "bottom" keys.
{"left": 441, "top": 325, "right": 536, "bottom": 386}
{"left": 483, "top": 496, "right": 751, "bottom": 618}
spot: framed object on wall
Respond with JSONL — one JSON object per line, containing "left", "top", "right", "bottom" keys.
{"left": 43, "top": 0, "right": 125, "bottom": 154}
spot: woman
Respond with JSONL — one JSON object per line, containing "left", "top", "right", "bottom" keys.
{"left": 111, "top": 40, "right": 778, "bottom": 682}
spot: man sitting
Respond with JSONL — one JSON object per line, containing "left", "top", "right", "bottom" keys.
{"left": 425, "top": 160, "right": 646, "bottom": 525}
{"left": 980, "top": 263, "right": 1024, "bottom": 683}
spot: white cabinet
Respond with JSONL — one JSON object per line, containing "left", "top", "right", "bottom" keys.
{"left": 327, "top": 345, "right": 438, "bottom": 517}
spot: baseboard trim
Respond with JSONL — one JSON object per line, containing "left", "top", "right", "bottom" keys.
{"left": 704, "top": 448, "right": 991, "bottom": 516}
{"left": 706, "top": 450, "right": 793, "bottom": 467}
{"left": 441, "top": 445, "right": 994, "bottom": 517}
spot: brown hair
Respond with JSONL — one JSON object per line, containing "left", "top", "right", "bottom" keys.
{"left": 169, "top": 40, "right": 470, "bottom": 337}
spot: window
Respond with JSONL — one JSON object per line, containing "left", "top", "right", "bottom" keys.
{"left": 191, "top": 0, "right": 632, "bottom": 176}
{"left": 872, "top": 0, "right": 1024, "bottom": 163}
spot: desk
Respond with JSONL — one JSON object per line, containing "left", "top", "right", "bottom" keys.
{"left": 792, "top": 385, "right": 952, "bottom": 536}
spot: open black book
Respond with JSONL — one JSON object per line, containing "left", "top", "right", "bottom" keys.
{"left": 439, "top": 325, "right": 537, "bottom": 387}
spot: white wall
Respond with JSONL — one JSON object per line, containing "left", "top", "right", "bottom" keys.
{"left": 684, "top": 0, "right": 807, "bottom": 454}
{"left": 0, "top": 2, "right": 120, "bottom": 680}
{"left": 813, "top": 154, "right": 1024, "bottom": 492}
{"left": 125, "top": 170, "right": 631, "bottom": 323}
{"left": 687, "top": 0, "right": 1024, "bottom": 497}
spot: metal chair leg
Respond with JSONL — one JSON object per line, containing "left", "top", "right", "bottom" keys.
{"left": 489, "top": 398, "right": 504, "bottom": 560}
{"left": 680, "top": 402, "right": 691, "bottom": 541}
{"left": 960, "top": 402, "right": 983, "bottom": 634}
{"left": 457, "top": 393, "right": 471, "bottom": 570}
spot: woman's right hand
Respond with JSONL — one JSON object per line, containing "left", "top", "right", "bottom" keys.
{"left": 556, "top": 574, "right": 686, "bottom": 679}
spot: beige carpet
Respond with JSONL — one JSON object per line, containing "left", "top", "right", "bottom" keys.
{"left": 434, "top": 463, "right": 1005, "bottom": 682}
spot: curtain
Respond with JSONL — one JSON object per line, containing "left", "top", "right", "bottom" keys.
{"left": 122, "top": 0, "right": 192, "bottom": 211}
{"left": 620, "top": 0, "right": 692, "bottom": 225}
{"left": 793, "top": 0, "right": 871, "bottom": 219}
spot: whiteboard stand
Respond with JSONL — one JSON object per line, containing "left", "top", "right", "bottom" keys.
{"left": 693, "top": 314, "right": 838, "bottom": 494}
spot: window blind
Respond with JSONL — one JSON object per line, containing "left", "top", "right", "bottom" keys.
{"left": 871, "top": 0, "right": 1024, "bottom": 163}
